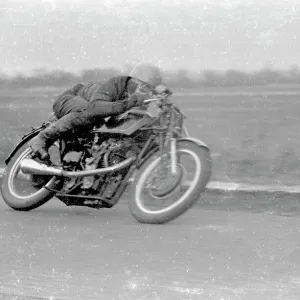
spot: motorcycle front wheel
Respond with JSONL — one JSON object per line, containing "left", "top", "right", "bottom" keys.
{"left": 129, "top": 140, "right": 212, "bottom": 224}
{"left": 1, "top": 141, "right": 60, "bottom": 211}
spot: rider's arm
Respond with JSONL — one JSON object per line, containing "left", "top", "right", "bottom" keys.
{"left": 87, "top": 77, "right": 140, "bottom": 117}
{"left": 87, "top": 95, "right": 139, "bottom": 117}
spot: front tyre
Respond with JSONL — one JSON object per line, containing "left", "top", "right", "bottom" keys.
{"left": 129, "top": 140, "right": 212, "bottom": 224}
{"left": 1, "top": 141, "right": 60, "bottom": 211}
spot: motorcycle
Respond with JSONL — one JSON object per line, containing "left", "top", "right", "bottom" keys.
{"left": 0, "top": 89, "right": 212, "bottom": 224}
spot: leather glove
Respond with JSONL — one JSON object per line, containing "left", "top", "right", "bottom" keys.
{"left": 133, "top": 89, "right": 153, "bottom": 106}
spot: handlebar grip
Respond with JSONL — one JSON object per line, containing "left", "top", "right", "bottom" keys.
{"left": 143, "top": 97, "right": 162, "bottom": 104}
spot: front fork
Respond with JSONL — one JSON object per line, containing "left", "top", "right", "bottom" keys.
{"left": 158, "top": 136, "right": 178, "bottom": 176}
{"left": 169, "top": 123, "right": 191, "bottom": 175}
{"left": 158, "top": 107, "right": 190, "bottom": 177}
{"left": 169, "top": 125, "right": 189, "bottom": 174}
{"left": 170, "top": 138, "right": 177, "bottom": 175}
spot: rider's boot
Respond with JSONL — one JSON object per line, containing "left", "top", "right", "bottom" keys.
{"left": 29, "top": 110, "right": 95, "bottom": 160}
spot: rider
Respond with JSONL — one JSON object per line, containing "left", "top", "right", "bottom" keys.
{"left": 29, "top": 63, "right": 164, "bottom": 160}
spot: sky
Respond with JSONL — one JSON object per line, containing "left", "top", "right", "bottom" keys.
{"left": 0, "top": 0, "right": 300, "bottom": 75}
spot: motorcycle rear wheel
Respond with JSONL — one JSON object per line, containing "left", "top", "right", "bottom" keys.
{"left": 1, "top": 141, "right": 59, "bottom": 211}
{"left": 129, "top": 140, "right": 212, "bottom": 224}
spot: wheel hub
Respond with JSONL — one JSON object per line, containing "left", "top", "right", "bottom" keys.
{"left": 148, "top": 164, "right": 183, "bottom": 198}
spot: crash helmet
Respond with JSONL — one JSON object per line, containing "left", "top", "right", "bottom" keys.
{"left": 129, "top": 63, "right": 162, "bottom": 87}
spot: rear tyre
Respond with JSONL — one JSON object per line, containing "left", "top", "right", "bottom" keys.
{"left": 1, "top": 141, "right": 60, "bottom": 211}
{"left": 129, "top": 140, "right": 212, "bottom": 224}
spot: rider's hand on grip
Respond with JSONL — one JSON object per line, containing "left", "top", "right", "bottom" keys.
{"left": 133, "top": 88, "right": 153, "bottom": 106}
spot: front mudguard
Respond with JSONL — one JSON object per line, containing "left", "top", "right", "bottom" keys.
{"left": 4, "top": 123, "right": 49, "bottom": 165}
{"left": 177, "top": 137, "right": 210, "bottom": 151}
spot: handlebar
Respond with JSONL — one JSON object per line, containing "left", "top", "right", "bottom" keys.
{"left": 143, "top": 97, "right": 162, "bottom": 104}
{"left": 143, "top": 92, "right": 172, "bottom": 104}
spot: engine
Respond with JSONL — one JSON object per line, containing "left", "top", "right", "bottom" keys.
{"left": 60, "top": 134, "right": 141, "bottom": 199}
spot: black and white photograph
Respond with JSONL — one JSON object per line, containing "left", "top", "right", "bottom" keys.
{"left": 1, "top": 0, "right": 300, "bottom": 299}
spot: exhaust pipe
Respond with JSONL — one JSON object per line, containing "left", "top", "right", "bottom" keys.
{"left": 20, "top": 156, "right": 136, "bottom": 178}
{"left": 20, "top": 159, "right": 63, "bottom": 176}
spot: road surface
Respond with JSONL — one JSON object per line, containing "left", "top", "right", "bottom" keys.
{"left": 1, "top": 191, "right": 300, "bottom": 300}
